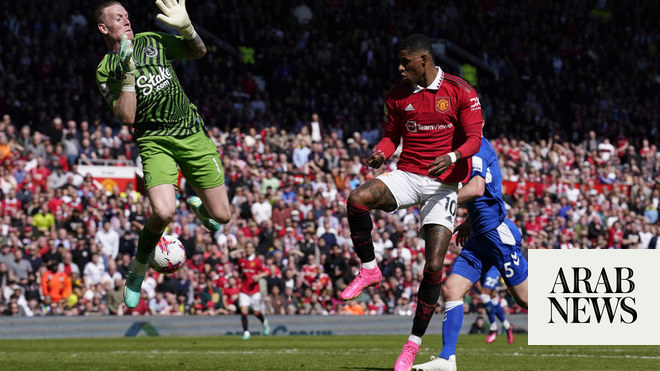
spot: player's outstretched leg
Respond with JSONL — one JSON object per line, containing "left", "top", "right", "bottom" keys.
{"left": 492, "top": 296, "right": 513, "bottom": 343}
{"left": 262, "top": 318, "right": 270, "bottom": 336}
{"left": 123, "top": 259, "right": 146, "bottom": 308}
{"left": 124, "top": 227, "right": 163, "bottom": 308}
{"left": 482, "top": 293, "right": 498, "bottom": 343}
{"left": 188, "top": 196, "right": 220, "bottom": 232}
{"left": 254, "top": 311, "right": 269, "bottom": 336}
{"left": 341, "top": 200, "right": 382, "bottom": 300}
{"left": 241, "top": 313, "right": 250, "bottom": 340}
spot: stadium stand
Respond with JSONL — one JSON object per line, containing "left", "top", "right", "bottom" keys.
{"left": 0, "top": 0, "right": 658, "bottom": 317}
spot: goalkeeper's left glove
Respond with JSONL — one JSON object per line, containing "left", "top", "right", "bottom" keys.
{"left": 118, "top": 34, "right": 136, "bottom": 92}
{"left": 155, "top": 0, "right": 197, "bottom": 39}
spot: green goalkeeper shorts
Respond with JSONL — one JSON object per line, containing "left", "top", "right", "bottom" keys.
{"left": 137, "top": 129, "right": 225, "bottom": 191}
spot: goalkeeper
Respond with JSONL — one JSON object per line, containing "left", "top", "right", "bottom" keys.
{"left": 95, "top": 0, "right": 231, "bottom": 309}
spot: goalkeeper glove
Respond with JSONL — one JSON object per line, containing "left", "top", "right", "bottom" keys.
{"left": 119, "top": 34, "right": 136, "bottom": 92}
{"left": 155, "top": 0, "right": 197, "bottom": 39}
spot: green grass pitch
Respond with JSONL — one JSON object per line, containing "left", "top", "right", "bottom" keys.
{"left": 1, "top": 334, "right": 658, "bottom": 370}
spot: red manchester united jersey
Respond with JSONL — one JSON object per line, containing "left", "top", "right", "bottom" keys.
{"left": 376, "top": 68, "right": 483, "bottom": 183}
{"left": 238, "top": 255, "right": 268, "bottom": 295}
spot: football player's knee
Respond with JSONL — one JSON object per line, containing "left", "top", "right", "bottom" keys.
{"left": 211, "top": 208, "right": 231, "bottom": 224}
{"left": 347, "top": 188, "right": 369, "bottom": 206}
{"left": 153, "top": 206, "right": 176, "bottom": 224}
{"left": 424, "top": 258, "right": 444, "bottom": 273}
{"left": 215, "top": 213, "right": 231, "bottom": 224}
{"left": 441, "top": 283, "right": 453, "bottom": 300}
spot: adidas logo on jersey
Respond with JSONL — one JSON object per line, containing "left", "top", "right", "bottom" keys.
{"left": 405, "top": 104, "right": 414, "bottom": 111}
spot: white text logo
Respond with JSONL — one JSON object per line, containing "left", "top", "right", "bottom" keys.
{"left": 137, "top": 66, "right": 172, "bottom": 96}
{"left": 406, "top": 121, "right": 453, "bottom": 132}
{"left": 470, "top": 97, "right": 481, "bottom": 111}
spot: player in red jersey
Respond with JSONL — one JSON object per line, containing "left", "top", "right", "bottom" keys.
{"left": 233, "top": 242, "right": 270, "bottom": 340}
{"left": 337, "top": 34, "right": 483, "bottom": 371}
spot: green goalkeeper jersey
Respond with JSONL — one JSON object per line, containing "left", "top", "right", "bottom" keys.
{"left": 96, "top": 31, "right": 204, "bottom": 138}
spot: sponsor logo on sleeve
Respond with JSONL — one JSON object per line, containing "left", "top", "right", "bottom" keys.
{"left": 472, "top": 156, "right": 483, "bottom": 172}
{"left": 469, "top": 97, "right": 481, "bottom": 111}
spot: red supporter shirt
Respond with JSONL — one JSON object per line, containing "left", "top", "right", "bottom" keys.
{"left": 525, "top": 219, "right": 542, "bottom": 235}
{"left": 224, "top": 285, "right": 239, "bottom": 305}
{"left": 238, "top": 255, "right": 269, "bottom": 295}
{"left": 301, "top": 263, "right": 323, "bottom": 286}
{"left": 30, "top": 166, "right": 50, "bottom": 188}
{"left": 311, "top": 272, "right": 331, "bottom": 295}
{"left": 508, "top": 147, "right": 521, "bottom": 162}
{"left": 376, "top": 68, "right": 483, "bottom": 183}
{"left": 1, "top": 198, "right": 21, "bottom": 217}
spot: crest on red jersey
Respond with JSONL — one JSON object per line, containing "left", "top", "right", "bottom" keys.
{"left": 435, "top": 97, "right": 451, "bottom": 113}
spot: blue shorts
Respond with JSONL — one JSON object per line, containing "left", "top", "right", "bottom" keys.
{"left": 480, "top": 265, "right": 501, "bottom": 290}
{"left": 452, "top": 218, "right": 528, "bottom": 287}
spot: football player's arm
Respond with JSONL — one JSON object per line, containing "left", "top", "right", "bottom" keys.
{"left": 455, "top": 214, "right": 472, "bottom": 247}
{"left": 370, "top": 99, "right": 401, "bottom": 168}
{"left": 228, "top": 248, "right": 243, "bottom": 259}
{"left": 458, "top": 174, "right": 485, "bottom": 205}
{"left": 183, "top": 34, "right": 207, "bottom": 60}
{"left": 97, "top": 65, "right": 137, "bottom": 125}
{"left": 453, "top": 89, "right": 484, "bottom": 160}
{"left": 113, "top": 34, "right": 138, "bottom": 124}
{"left": 428, "top": 91, "right": 483, "bottom": 176}
{"left": 113, "top": 93, "right": 137, "bottom": 125}
{"left": 255, "top": 262, "right": 269, "bottom": 280}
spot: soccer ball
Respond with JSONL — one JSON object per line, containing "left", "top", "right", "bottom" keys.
{"left": 149, "top": 235, "right": 186, "bottom": 274}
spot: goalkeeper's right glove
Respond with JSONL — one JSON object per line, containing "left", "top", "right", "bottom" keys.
{"left": 155, "top": 0, "right": 197, "bottom": 39}
{"left": 119, "top": 34, "right": 136, "bottom": 92}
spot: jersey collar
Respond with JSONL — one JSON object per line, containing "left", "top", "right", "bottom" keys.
{"left": 412, "top": 66, "right": 444, "bottom": 94}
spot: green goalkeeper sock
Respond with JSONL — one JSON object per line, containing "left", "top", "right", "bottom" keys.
{"left": 197, "top": 203, "right": 212, "bottom": 219}
{"left": 136, "top": 227, "right": 163, "bottom": 264}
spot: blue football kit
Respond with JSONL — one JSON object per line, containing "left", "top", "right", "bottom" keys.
{"left": 481, "top": 265, "right": 502, "bottom": 290}
{"left": 451, "top": 138, "right": 528, "bottom": 287}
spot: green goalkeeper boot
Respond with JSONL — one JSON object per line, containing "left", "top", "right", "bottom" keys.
{"left": 188, "top": 196, "right": 220, "bottom": 232}
{"left": 123, "top": 260, "right": 145, "bottom": 309}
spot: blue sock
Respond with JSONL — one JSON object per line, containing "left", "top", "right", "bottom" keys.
{"left": 493, "top": 300, "right": 506, "bottom": 323}
{"left": 439, "top": 300, "right": 463, "bottom": 360}
{"left": 486, "top": 301, "right": 496, "bottom": 324}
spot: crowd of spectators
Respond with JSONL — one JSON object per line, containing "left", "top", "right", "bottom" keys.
{"left": 0, "top": 0, "right": 658, "bottom": 320}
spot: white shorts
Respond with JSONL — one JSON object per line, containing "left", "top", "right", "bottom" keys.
{"left": 376, "top": 170, "right": 458, "bottom": 231}
{"left": 238, "top": 292, "right": 263, "bottom": 311}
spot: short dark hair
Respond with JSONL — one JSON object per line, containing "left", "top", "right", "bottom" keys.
{"left": 400, "top": 33, "right": 433, "bottom": 56}
{"left": 94, "top": 1, "right": 122, "bottom": 24}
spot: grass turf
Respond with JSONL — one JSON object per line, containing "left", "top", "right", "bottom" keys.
{"left": 0, "top": 334, "right": 658, "bottom": 370}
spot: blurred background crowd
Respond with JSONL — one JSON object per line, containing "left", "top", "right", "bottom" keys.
{"left": 0, "top": 0, "right": 658, "bottom": 319}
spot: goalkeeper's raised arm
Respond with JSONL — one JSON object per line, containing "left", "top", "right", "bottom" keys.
{"left": 155, "top": 0, "right": 207, "bottom": 59}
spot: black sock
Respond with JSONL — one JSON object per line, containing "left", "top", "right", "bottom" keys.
{"left": 412, "top": 269, "right": 444, "bottom": 337}
{"left": 255, "top": 312, "right": 264, "bottom": 323}
{"left": 347, "top": 201, "right": 375, "bottom": 263}
{"left": 241, "top": 314, "right": 248, "bottom": 331}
